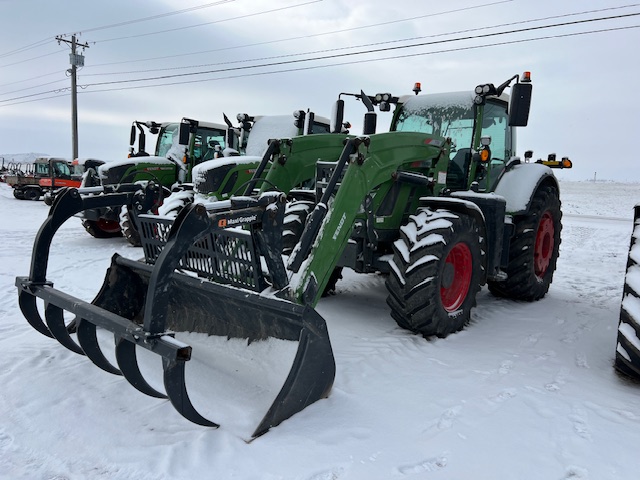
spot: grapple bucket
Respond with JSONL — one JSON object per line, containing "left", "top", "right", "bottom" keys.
{"left": 16, "top": 187, "right": 335, "bottom": 438}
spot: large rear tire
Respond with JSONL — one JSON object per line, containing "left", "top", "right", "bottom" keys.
{"left": 386, "top": 208, "right": 484, "bottom": 338}
{"left": 82, "top": 219, "right": 122, "bottom": 238}
{"left": 488, "top": 184, "right": 561, "bottom": 300}
{"left": 615, "top": 207, "right": 640, "bottom": 379}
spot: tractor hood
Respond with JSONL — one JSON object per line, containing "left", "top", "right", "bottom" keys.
{"left": 98, "top": 156, "right": 180, "bottom": 186}
{"left": 192, "top": 155, "right": 263, "bottom": 199}
{"left": 191, "top": 156, "right": 263, "bottom": 180}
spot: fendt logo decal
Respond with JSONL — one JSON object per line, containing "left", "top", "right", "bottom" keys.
{"left": 218, "top": 214, "right": 258, "bottom": 228}
{"left": 332, "top": 212, "right": 347, "bottom": 241}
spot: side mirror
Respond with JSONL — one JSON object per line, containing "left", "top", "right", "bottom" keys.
{"left": 178, "top": 121, "right": 190, "bottom": 146}
{"left": 509, "top": 82, "right": 533, "bottom": 127}
{"left": 330, "top": 100, "right": 344, "bottom": 134}
{"left": 129, "top": 125, "right": 136, "bottom": 146}
{"left": 305, "top": 111, "right": 315, "bottom": 135}
{"left": 225, "top": 128, "right": 236, "bottom": 150}
{"left": 363, "top": 111, "right": 377, "bottom": 135}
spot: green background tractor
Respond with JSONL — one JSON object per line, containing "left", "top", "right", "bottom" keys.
{"left": 79, "top": 118, "right": 228, "bottom": 241}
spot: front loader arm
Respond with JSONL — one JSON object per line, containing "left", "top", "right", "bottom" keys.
{"left": 287, "top": 132, "right": 447, "bottom": 306}
{"left": 260, "top": 134, "right": 350, "bottom": 195}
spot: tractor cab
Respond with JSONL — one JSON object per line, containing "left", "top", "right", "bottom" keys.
{"left": 391, "top": 73, "right": 533, "bottom": 193}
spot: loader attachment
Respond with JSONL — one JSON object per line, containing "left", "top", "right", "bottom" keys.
{"left": 16, "top": 187, "right": 335, "bottom": 438}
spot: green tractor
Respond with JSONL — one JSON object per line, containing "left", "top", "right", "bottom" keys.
{"left": 79, "top": 118, "right": 229, "bottom": 242}
{"left": 156, "top": 110, "right": 332, "bottom": 219}
{"left": 16, "top": 72, "right": 572, "bottom": 437}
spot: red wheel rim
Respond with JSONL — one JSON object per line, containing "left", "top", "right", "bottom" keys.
{"left": 97, "top": 219, "right": 121, "bottom": 234}
{"left": 440, "top": 242, "right": 473, "bottom": 312}
{"left": 534, "top": 211, "right": 554, "bottom": 278}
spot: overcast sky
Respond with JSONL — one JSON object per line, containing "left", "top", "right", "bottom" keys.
{"left": 0, "top": 0, "right": 638, "bottom": 181}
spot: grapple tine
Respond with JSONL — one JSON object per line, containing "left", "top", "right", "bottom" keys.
{"left": 76, "top": 319, "right": 122, "bottom": 376}
{"left": 163, "top": 357, "right": 219, "bottom": 428}
{"left": 44, "top": 303, "right": 85, "bottom": 355}
{"left": 18, "top": 289, "right": 53, "bottom": 338}
{"left": 115, "top": 337, "right": 166, "bottom": 399}
{"left": 252, "top": 305, "right": 335, "bottom": 438}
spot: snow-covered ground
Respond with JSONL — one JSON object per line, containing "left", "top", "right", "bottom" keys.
{"left": 1, "top": 180, "right": 639, "bottom": 480}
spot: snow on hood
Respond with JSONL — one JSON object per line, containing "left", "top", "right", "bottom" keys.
{"left": 191, "top": 155, "right": 262, "bottom": 181}
{"left": 98, "top": 155, "right": 175, "bottom": 175}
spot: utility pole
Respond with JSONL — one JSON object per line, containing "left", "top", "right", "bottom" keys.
{"left": 56, "top": 34, "right": 89, "bottom": 160}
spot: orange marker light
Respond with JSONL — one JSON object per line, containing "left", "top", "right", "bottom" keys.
{"left": 522, "top": 71, "right": 531, "bottom": 82}
{"left": 562, "top": 157, "right": 572, "bottom": 168}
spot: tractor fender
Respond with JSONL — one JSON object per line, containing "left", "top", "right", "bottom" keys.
{"left": 493, "top": 162, "right": 559, "bottom": 215}
{"left": 419, "top": 196, "right": 489, "bottom": 282}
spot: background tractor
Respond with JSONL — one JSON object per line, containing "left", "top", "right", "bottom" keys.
{"left": 6, "top": 156, "right": 78, "bottom": 201}
{"left": 154, "top": 110, "right": 331, "bottom": 220}
{"left": 79, "top": 118, "right": 228, "bottom": 241}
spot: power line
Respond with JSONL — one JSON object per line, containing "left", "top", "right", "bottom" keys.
{"left": 85, "top": 0, "right": 515, "bottom": 68}
{"left": 80, "top": 12, "right": 640, "bottom": 87}
{"left": 0, "top": 37, "right": 52, "bottom": 59}
{"left": 0, "top": 23, "right": 636, "bottom": 108}
{"left": 0, "top": 0, "right": 236, "bottom": 59}
{"left": 92, "top": 0, "right": 325, "bottom": 43}
{"left": 0, "top": 48, "right": 66, "bottom": 69}
{"left": 0, "top": 0, "right": 323, "bottom": 79}
{"left": 0, "top": 77, "right": 68, "bottom": 97}
{"left": 62, "top": 0, "right": 235, "bottom": 35}
{"left": 72, "top": 25, "right": 640, "bottom": 93}
{"left": 0, "top": 71, "right": 62, "bottom": 89}
{"left": 79, "top": 5, "right": 640, "bottom": 78}
{"left": 1, "top": 15, "right": 636, "bottom": 106}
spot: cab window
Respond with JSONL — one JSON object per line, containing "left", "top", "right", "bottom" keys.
{"left": 195, "top": 127, "right": 227, "bottom": 164}
{"left": 481, "top": 101, "right": 511, "bottom": 162}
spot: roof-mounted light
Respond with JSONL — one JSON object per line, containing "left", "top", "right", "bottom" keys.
{"left": 413, "top": 82, "right": 421, "bottom": 95}
{"left": 522, "top": 71, "right": 532, "bottom": 83}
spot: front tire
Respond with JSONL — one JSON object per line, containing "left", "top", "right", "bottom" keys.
{"left": 157, "top": 189, "right": 195, "bottom": 219}
{"left": 282, "top": 200, "right": 315, "bottom": 255}
{"left": 24, "top": 187, "right": 41, "bottom": 201}
{"left": 82, "top": 219, "right": 122, "bottom": 238}
{"left": 386, "top": 208, "right": 484, "bottom": 338}
{"left": 488, "top": 184, "right": 561, "bottom": 300}
{"left": 283, "top": 199, "right": 342, "bottom": 296}
{"left": 119, "top": 205, "right": 142, "bottom": 247}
